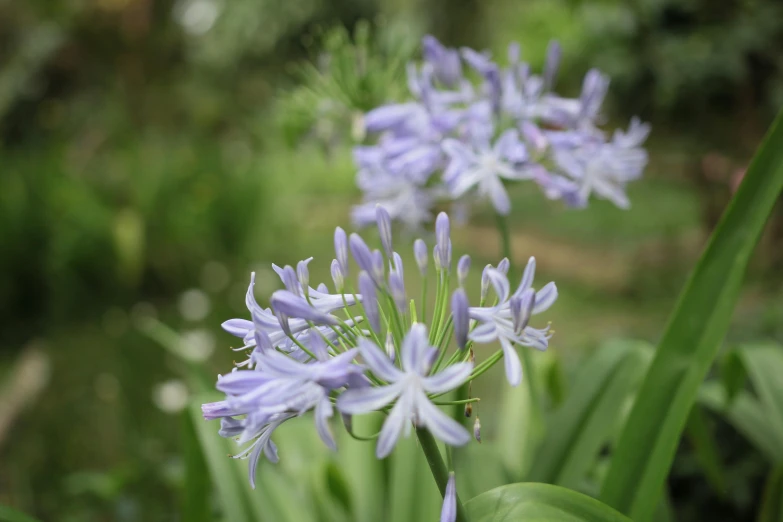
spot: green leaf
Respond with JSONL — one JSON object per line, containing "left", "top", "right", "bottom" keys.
{"left": 699, "top": 383, "right": 783, "bottom": 463}
{"left": 684, "top": 405, "right": 727, "bottom": 496}
{"left": 466, "top": 483, "right": 632, "bottom": 522}
{"left": 0, "top": 505, "right": 41, "bottom": 522}
{"left": 528, "top": 340, "right": 651, "bottom": 489}
{"left": 758, "top": 466, "right": 783, "bottom": 522}
{"left": 736, "top": 344, "right": 783, "bottom": 437}
{"left": 699, "top": 344, "right": 783, "bottom": 464}
{"left": 600, "top": 109, "right": 783, "bottom": 522}
{"left": 181, "top": 409, "right": 212, "bottom": 522}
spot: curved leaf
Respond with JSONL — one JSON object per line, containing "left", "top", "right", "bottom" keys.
{"left": 466, "top": 483, "right": 631, "bottom": 522}
{"left": 528, "top": 340, "right": 651, "bottom": 488}
{"left": 600, "top": 109, "right": 783, "bottom": 522}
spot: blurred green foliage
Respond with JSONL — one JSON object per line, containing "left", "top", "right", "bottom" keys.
{"left": 1, "top": 0, "right": 783, "bottom": 521}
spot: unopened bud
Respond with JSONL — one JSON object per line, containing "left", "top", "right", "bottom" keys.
{"left": 331, "top": 259, "right": 344, "bottom": 292}
{"left": 297, "top": 258, "right": 311, "bottom": 295}
{"left": 474, "top": 416, "right": 482, "bottom": 443}
{"left": 413, "top": 238, "right": 428, "bottom": 276}
{"left": 457, "top": 254, "right": 471, "bottom": 288}
{"left": 481, "top": 264, "right": 492, "bottom": 300}
{"left": 376, "top": 205, "right": 393, "bottom": 258}
{"left": 465, "top": 403, "right": 472, "bottom": 417}
{"left": 385, "top": 332, "right": 396, "bottom": 363}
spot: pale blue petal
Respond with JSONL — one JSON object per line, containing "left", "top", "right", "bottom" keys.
{"left": 500, "top": 337, "right": 522, "bottom": 387}
{"left": 376, "top": 393, "right": 410, "bottom": 458}
{"left": 417, "top": 394, "right": 471, "bottom": 446}
{"left": 468, "top": 321, "right": 498, "bottom": 344}
{"left": 358, "top": 338, "right": 403, "bottom": 382}
{"left": 315, "top": 397, "right": 337, "bottom": 451}
{"left": 337, "top": 383, "right": 402, "bottom": 414}
{"left": 533, "top": 282, "right": 557, "bottom": 314}
{"left": 401, "top": 323, "right": 431, "bottom": 375}
{"left": 422, "top": 363, "right": 473, "bottom": 394}
{"left": 222, "top": 319, "right": 252, "bottom": 338}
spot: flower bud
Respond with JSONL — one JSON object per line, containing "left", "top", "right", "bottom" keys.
{"left": 349, "top": 233, "right": 373, "bottom": 276}
{"left": 296, "top": 258, "right": 311, "bottom": 295}
{"left": 435, "top": 212, "right": 451, "bottom": 271}
{"left": 389, "top": 271, "right": 406, "bottom": 313}
{"left": 385, "top": 332, "right": 396, "bottom": 363}
{"left": 413, "top": 238, "right": 428, "bottom": 276}
{"left": 330, "top": 259, "right": 344, "bottom": 292}
{"left": 543, "top": 40, "right": 561, "bottom": 91}
{"left": 371, "top": 249, "right": 385, "bottom": 285}
{"left": 358, "top": 271, "right": 380, "bottom": 332}
{"left": 457, "top": 254, "right": 471, "bottom": 287}
{"left": 335, "top": 227, "right": 348, "bottom": 276}
{"left": 473, "top": 416, "right": 482, "bottom": 443}
{"left": 376, "top": 205, "right": 393, "bottom": 258}
{"left": 481, "top": 264, "right": 492, "bottom": 300}
{"left": 451, "top": 289, "right": 469, "bottom": 349}
{"left": 464, "top": 403, "right": 472, "bottom": 417}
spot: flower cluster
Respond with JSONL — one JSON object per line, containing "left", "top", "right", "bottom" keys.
{"left": 202, "top": 208, "right": 557, "bottom": 499}
{"left": 352, "top": 36, "right": 650, "bottom": 229}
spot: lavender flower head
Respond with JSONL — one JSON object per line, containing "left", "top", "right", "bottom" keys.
{"left": 351, "top": 35, "right": 650, "bottom": 229}
{"left": 202, "top": 211, "right": 557, "bottom": 487}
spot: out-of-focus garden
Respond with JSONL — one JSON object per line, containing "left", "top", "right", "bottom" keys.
{"left": 2, "top": 0, "right": 783, "bottom": 521}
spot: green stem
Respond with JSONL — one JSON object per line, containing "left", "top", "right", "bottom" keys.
{"left": 415, "top": 428, "right": 468, "bottom": 522}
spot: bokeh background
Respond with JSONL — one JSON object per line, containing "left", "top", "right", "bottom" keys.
{"left": 2, "top": 0, "right": 783, "bottom": 520}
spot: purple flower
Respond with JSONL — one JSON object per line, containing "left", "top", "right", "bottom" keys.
{"left": 202, "top": 340, "right": 362, "bottom": 486}
{"left": 468, "top": 257, "right": 557, "bottom": 386}
{"left": 550, "top": 119, "right": 649, "bottom": 209}
{"left": 337, "top": 324, "right": 473, "bottom": 458}
{"left": 443, "top": 129, "right": 531, "bottom": 214}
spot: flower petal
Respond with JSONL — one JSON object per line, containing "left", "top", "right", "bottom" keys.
{"left": 500, "top": 337, "right": 522, "bottom": 387}
{"left": 337, "top": 383, "right": 402, "bottom": 414}
{"left": 359, "top": 338, "right": 403, "bottom": 382}
{"left": 376, "top": 392, "right": 411, "bottom": 458}
{"left": 533, "top": 282, "right": 558, "bottom": 314}
{"left": 315, "top": 397, "right": 337, "bottom": 451}
{"left": 422, "top": 363, "right": 473, "bottom": 395}
{"left": 468, "top": 321, "right": 498, "bottom": 344}
{"left": 416, "top": 394, "right": 471, "bottom": 446}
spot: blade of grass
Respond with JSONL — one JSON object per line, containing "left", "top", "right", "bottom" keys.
{"left": 600, "top": 109, "right": 783, "bottom": 522}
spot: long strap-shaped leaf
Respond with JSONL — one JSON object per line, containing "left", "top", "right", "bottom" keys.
{"left": 600, "top": 108, "right": 783, "bottom": 522}
{"left": 466, "top": 483, "right": 631, "bottom": 522}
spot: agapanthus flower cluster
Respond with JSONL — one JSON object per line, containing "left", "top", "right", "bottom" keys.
{"left": 202, "top": 208, "right": 558, "bottom": 513}
{"left": 352, "top": 36, "right": 650, "bottom": 229}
